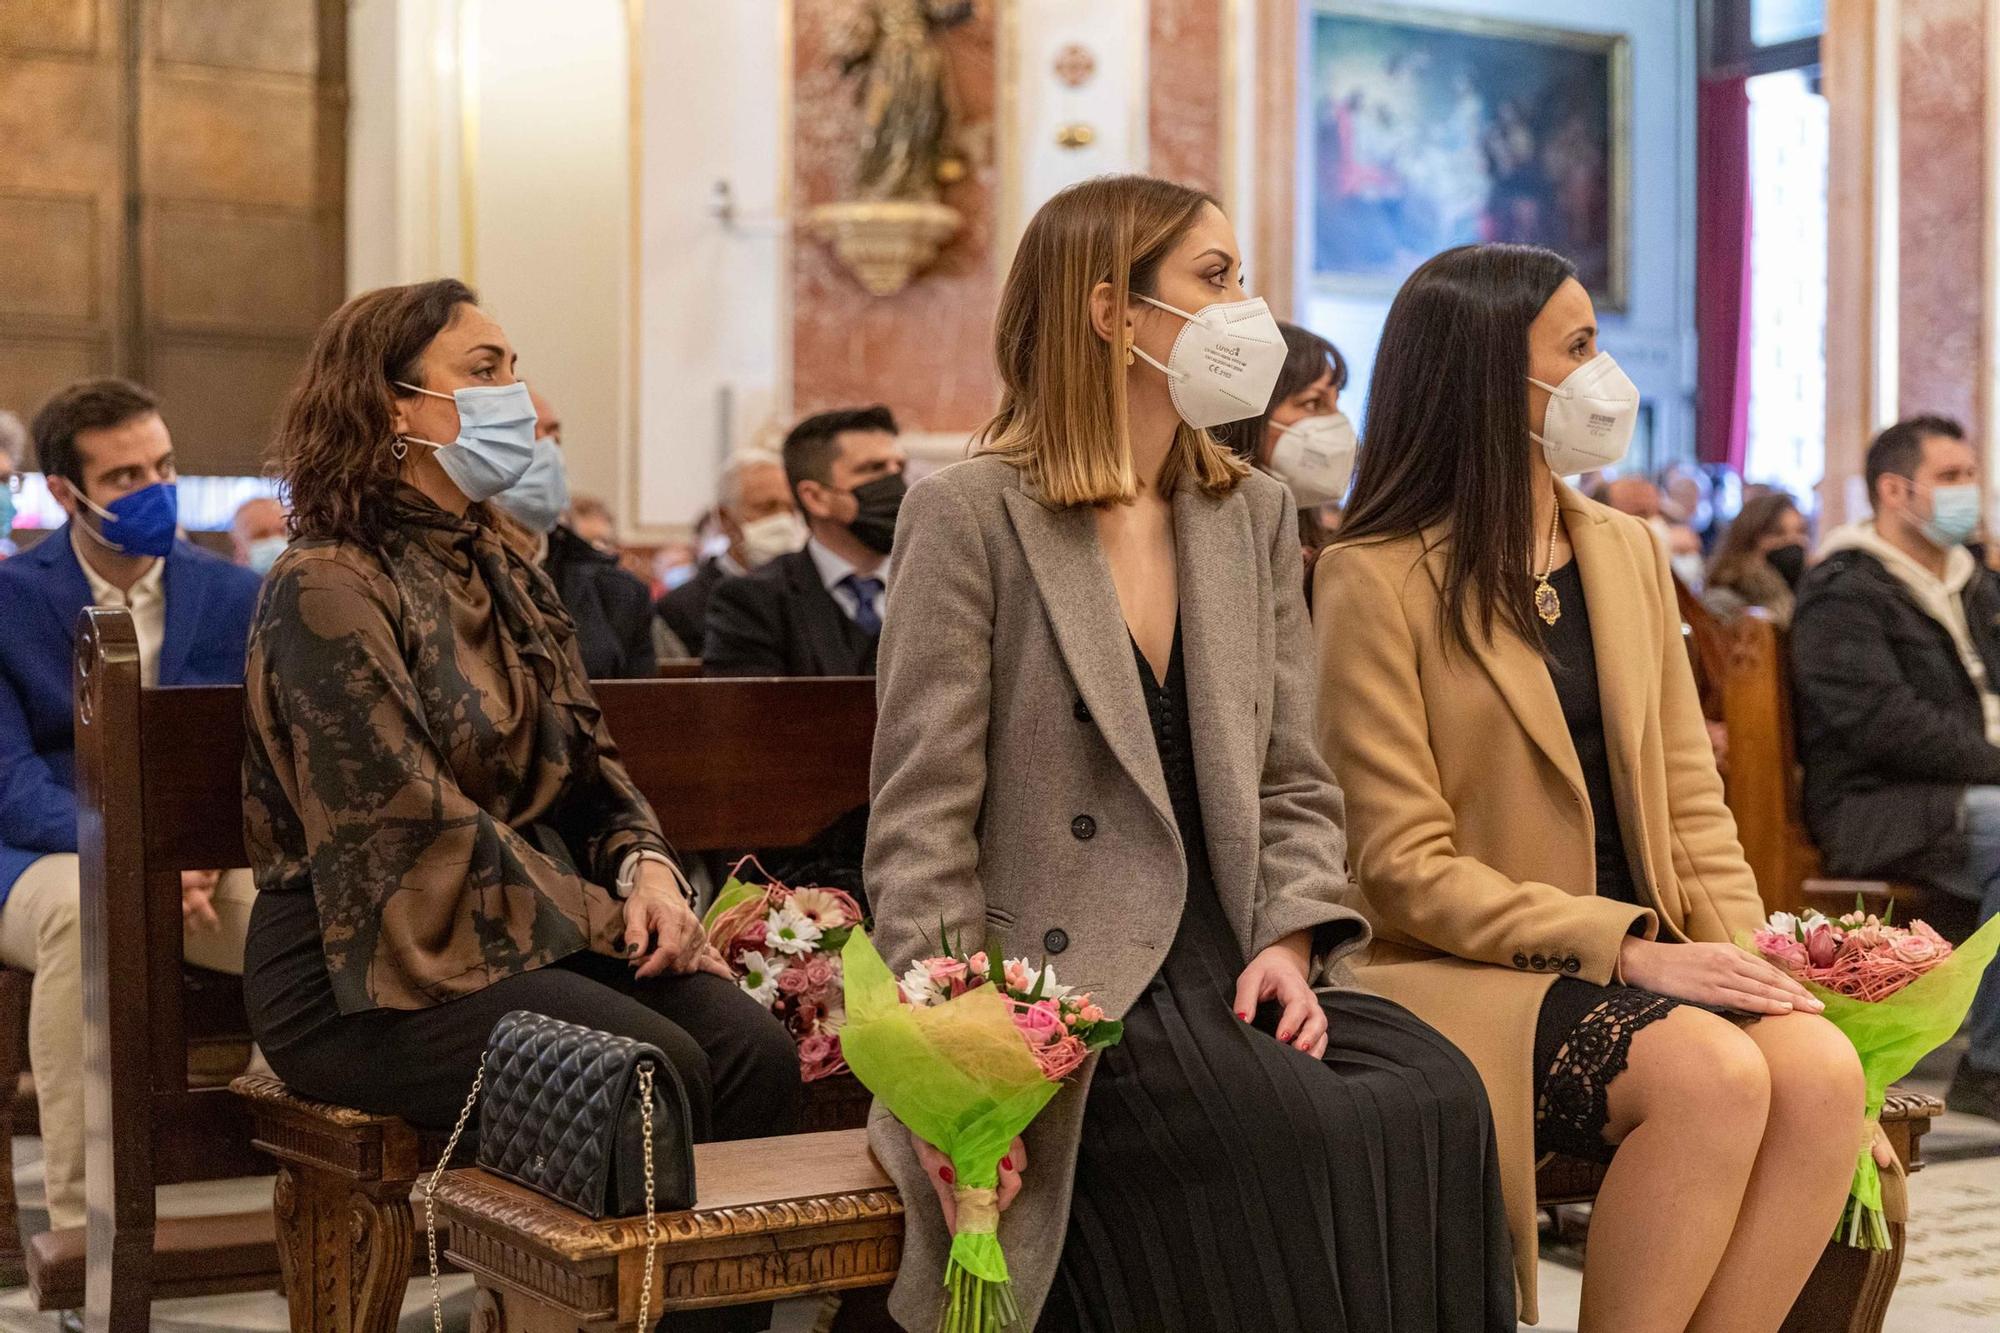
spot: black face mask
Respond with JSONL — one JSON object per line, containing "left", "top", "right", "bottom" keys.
{"left": 844, "top": 472, "right": 906, "bottom": 555}
{"left": 1766, "top": 542, "right": 1807, "bottom": 589}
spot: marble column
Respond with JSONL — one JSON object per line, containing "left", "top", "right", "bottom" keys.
{"left": 1825, "top": 0, "right": 2000, "bottom": 523}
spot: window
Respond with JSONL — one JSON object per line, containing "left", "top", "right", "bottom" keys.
{"left": 1706, "top": 0, "right": 1823, "bottom": 77}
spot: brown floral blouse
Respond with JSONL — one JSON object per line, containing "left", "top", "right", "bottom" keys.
{"left": 242, "top": 489, "right": 669, "bottom": 1013}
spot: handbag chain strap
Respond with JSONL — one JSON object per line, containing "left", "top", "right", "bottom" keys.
{"left": 637, "top": 1062, "right": 660, "bottom": 1333}
{"left": 425, "top": 1066, "right": 484, "bottom": 1333}
{"left": 421, "top": 1063, "right": 662, "bottom": 1333}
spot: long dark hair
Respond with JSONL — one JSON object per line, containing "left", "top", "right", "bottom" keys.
{"left": 1338, "top": 244, "right": 1577, "bottom": 657}
{"left": 274, "top": 278, "right": 477, "bottom": 544}
{"left": 1707, "top": 492, "right": 1802, "bottom": 604}
{"left": 1212, "top": 321, "right": 1348, "bottom": 464}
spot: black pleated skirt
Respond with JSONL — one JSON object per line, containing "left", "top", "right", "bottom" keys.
{"left": 1035, "top": 861, "right": 1516, "bottom": 1333}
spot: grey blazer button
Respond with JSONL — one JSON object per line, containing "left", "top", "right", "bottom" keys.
{"left": 1044, "top": 928, "right": 1069, "bottom": 955}
{"left": 1073, "top": 698, "right": 1091, "bottom": 723}
{"left": 1071, "top": 814, "right": 1096, "bottom": 840}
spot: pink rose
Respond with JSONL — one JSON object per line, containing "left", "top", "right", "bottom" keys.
{"left": 967, "top": 951, "right": 989, "bottom": 976}
{"left": 1034, "top": 1034, "right": 1090, "bottom": 1080}
{"left": 804, "top": 956, "right": 837, "bottom": 993}
{"left": 1754, "top": 930, "right": 1810, "bottom": 972}
{"left": 1889, "top": 932, "right": 1943, "bottom": 966}
{"left": 737, "top": 920, "right": 767, "bottom": 950}
{"left": 777, "top": 964, "right": 811, "bottom": 995}
{"left": 926, "top": 956, "right": 969, "bottom": 988}
{"left": 1804, "top": 923, "right": 1842, "bottom": 969}
{"left": 1013, "top": 999, "right": 1066, "bottom": 1048}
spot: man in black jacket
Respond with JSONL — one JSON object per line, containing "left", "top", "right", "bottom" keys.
{"left": 495, "top": 391, "right": 658, "bottom": 679}
{"left": 654, "top": 453, "right": 802, "bottom": 655}
{"left": 701, "top": 405, "right": 907, "bottom": 678}
{"left": 1792, "top": 414, "right": 2000, "bottom": 1118}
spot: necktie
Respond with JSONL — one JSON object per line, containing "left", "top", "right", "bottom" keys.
{"left": 842, "top": 574, "right": 885, "bottom": 635}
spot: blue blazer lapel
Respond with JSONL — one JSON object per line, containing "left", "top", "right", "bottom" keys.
{"left": 159, "top": 542, "right": 206, "bottom": 684}
{"left": 27, "top": 526, "right": 91, "bottom": 650}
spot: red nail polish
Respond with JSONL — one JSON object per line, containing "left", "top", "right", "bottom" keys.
{"left": 1001, "top": 1155, "right": 1014, "bottom": 1171}
{"left": 1236, "top": 1011, "right": 1250, "bottom": 1021}
{"left": 940, "top": 1166, "right": 954, "bottom": 1184}
{"left": 1278, "top": 1029, "right": 1292, "bottom": 1042}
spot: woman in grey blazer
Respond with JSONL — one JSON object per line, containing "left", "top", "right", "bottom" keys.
{"left": 864, "top": 175, "right": 1514, "bottom": 1332}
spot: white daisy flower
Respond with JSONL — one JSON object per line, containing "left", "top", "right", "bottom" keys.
{"left": 1767, "top": 911, "right": 1800, "bottom": 939}
{"left": 900, "top": 961, "right": 945, "bottom": 1007}
{"left": 738, "top": 950, "right": 780, "bottom": 1007}
{"left": 766, "top": 905, "right": 824, "bottom": 956}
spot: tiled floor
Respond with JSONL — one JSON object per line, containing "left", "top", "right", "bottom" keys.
{"left": 0, "top": 1051, "right": 1990, "bottom": 1332}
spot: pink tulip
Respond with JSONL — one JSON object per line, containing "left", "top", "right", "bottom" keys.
{"left": 1804, "top": 924, "right": 1842, "bottom": 969}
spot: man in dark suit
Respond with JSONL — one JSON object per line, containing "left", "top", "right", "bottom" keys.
{"left": 0, "top": 378, "right": 263, "bottom": 1230}
{"left": 495, "top": 390, "right": 658, "bottom": 678}
{"left": 702, "top": 405, "right": 908, "bottom": 678}
{"left": 655, "top": 452, "right": 802, "bottom": 656}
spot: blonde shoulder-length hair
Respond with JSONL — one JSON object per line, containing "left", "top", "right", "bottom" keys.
{"left": 974, "top": 174, "right": 1251, "bottom": 507}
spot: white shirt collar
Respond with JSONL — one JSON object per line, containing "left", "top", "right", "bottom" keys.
{"left": 71, "top": 526, "right": 164, "bottom": 605}
{"left": 806, "top": 536, "right": 889, "bottom": 595}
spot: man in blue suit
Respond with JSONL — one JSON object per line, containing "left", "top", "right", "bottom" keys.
{"left": 0, "top": 378, "right": 262, "bottom": 1231}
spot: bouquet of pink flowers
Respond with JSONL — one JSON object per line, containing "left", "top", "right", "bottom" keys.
{"left": 841, "top": 927, "right": 1123, "bottom": 1332}
{"left": 1744, "top": 904, "right": 2000, "bottom": 1246}
{"left": 701, "top": 861, "right": 863, "bottom": 1082}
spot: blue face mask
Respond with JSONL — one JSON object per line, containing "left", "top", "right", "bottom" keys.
{"left": 491, "top": 437, "right": 570, "bottom": 534}
{"left": 1922, "top": 483, "right": 1983, "bottom": 549}
{"left": 75, "top": 481, "right": 179, "bottom": 557}
{"left": 0, "top": 486, "right": 15, "bottom": 538}
{"left": 245, "top": 535, "right": 289, "bottom": 575}
{"left": 393, "top": 380, "right": 538, "bottom": 502}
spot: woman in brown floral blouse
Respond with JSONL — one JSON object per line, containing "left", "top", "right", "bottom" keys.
{"left": 240, "top": 279, "right": 803, "bottom": 1148}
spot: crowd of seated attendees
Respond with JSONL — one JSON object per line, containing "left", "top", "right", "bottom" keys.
{"left": 2, "top": 177, "right": 1997, "bottom": 1333}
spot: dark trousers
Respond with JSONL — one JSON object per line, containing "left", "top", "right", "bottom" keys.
{"left": 245, "top": 890, "right": 804, "bottom": 1140}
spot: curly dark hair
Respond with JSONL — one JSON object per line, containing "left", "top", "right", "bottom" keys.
{"left": 273, "top": 279, "right": 477, "bottom": 544}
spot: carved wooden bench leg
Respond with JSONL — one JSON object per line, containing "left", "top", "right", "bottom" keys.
{"left": 273, "top": 1161, "right": 418, "bottom": 1333}
{"left": 234, "top": 1075, "right": 436, "bottom": 1333}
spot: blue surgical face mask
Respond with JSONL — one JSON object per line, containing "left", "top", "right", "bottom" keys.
{"left": 393, "top": 380, "right": 538, "bottom": 502}
{"left": 491, "top": 436, "right": 570, "bottom": 535}
{"left": 1922, "top": 482, "right": 1983, "bottom": 549}
{"left": 75, "top": 481, "right": 179, "bottom": 558}
{"left": 0, "top": 486, "right": 15, "bottom": 538}
{"left": 245, "top": 535, "right": 289, "bottom": 575}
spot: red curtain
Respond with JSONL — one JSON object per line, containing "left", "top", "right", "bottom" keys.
{"left": 1697, "top": 76, "right": 1753, "bottom": 471}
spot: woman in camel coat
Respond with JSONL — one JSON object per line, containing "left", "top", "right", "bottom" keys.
{"left": 1314, "top": 244, "right": 1866, "bottom": 1332}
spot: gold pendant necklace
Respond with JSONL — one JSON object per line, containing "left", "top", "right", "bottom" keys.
{"left": 1533, "top": 487, "right": 1563, "bottom": 626}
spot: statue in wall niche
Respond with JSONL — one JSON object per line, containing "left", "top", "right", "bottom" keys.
{"left": 809, "top": 0, "right": 973, "bottom": 297}
{"left": 834, "top": 0, "right": 975, "bottom": 202}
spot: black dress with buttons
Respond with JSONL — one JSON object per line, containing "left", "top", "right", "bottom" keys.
{"left": 1037, "top": 625, "right": 1514, "bottom": 1333}
{"left": 1532, "top": 559, "right": 1736, "bottom": 1162}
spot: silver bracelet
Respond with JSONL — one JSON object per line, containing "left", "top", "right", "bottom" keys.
{"left": 615, "top": 849, "right": 680, "bottom": 901}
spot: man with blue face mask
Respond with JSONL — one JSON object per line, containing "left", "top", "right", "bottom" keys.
{"left": 0, "top": 378, "right": 263, "bottom": 1232}
{"left": 1793, "top": 414, "right": 2000, "bottom": 1121}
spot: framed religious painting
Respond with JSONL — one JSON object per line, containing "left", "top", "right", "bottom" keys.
{"left": 1308, "top": 3, "right": 1632, "bottom": 311}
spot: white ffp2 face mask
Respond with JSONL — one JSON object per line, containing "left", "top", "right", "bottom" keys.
{"left": 1266, "top": 412, "right": 1357, "bottom": 508}
{"left": 1131, "top": 295, "right": 1287, "bottom": 430}
{"left": 736, "top": 510, "right": 807, "bottom": 569}
{"left": 1528, "top": 352, "right": 1640, "bottom": 476}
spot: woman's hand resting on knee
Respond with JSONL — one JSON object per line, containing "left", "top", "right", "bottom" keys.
{"left": 910, "top": 1129, "right": 1025, "bottom": 1231}
{"left": 620, "top": 862, "right": 733, "bottom": 981}
{"left": 1618, "top": 937, "right": 1825, "bottom": 1015}
{"left": 1233, "top": 934, "right": 1328, "bottom": 1058}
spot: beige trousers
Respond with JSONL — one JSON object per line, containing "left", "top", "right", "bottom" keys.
{"left": 0, "top": 855, "right": 254, "bottom": 1230}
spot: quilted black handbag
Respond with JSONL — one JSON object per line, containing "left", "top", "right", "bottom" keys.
{"left": 423, "top": 1010, "right": 696, "bottom": 1333}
